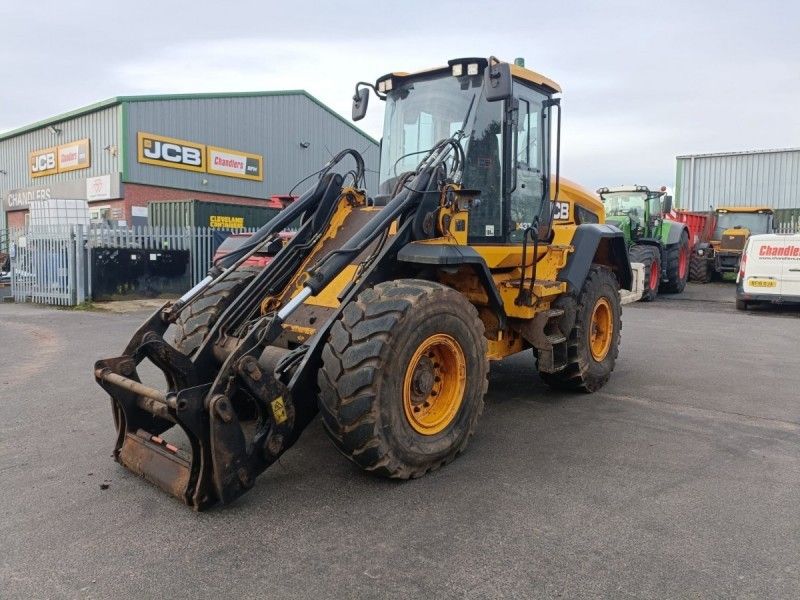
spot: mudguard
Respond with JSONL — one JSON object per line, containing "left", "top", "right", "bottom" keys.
{"left": 664, "top": 220, "right": 689, "bottom": 246}
{"left": 558, "top": 224, "right": 633, "bottom": 292}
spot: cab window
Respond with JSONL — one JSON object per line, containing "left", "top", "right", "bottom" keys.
{"left": 464, "top": 96, "right": 504, "bottom": 242}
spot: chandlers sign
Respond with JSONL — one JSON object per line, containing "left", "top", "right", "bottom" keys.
{"left": 137, "top": 132, "right": 263, "bottom": 181}
{"left": 207, "top": 145, "right": 263, "bottom": 181}
{"left": 30, "top": 138, "right": 90, "bottom": 177}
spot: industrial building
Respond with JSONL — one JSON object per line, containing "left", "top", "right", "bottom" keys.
{"left": 675, "top": 147, "right": 800, "bottom": 224}
{"left": 0, "top": 91, "right": 379, "bottom": 229}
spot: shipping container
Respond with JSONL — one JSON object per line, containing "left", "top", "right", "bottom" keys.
{"left": 147, "top": 199, "right": 279, "bottom": 229}
{"left": 675, "top": 148, "right": 800, "bottom": 212}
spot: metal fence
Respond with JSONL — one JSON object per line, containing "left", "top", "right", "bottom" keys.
{"left": 775, "top": 219, "right": 799, "bottom": 234}
{"left": 190, "top": 227, "right": 258, "bottom": 285}
{"left": 85, "top": 225, "right": 259, "bottom": 285}
{"left": 10, "top": 226, "right": 84, "bottom": 306}
{"left": 6, "top": 224, "right": 261, "bottom": 306}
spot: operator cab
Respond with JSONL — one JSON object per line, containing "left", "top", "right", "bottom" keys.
{"left": 597, "top": 185, "right": 669, "bottom": 238}
{"left": 353, "top": 57, "right": 592, "bottom": 245}
{"left": 714, "top": 207, "right": 774, "bottom": 239}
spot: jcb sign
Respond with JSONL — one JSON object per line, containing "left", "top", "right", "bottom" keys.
{"left": 30, "top": 147, "right": 58, "bottom": 178}
{"left": 29, "top": 139, "right": 91, "bottom": 178}
{"left": 137, "top": 132, "right": 205, "bottom": 173}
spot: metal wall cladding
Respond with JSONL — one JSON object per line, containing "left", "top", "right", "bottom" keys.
{"left": 0, "top": 106, "right": 121, "bottom": 194}
{"left": 676, "top": 149, "right": 800, "bottom": 211}
{"left": 147, "top": 199, "right": 279, "bottom": 229}
{"left": 125, "top": 93, "right": 379, "bottom": 198}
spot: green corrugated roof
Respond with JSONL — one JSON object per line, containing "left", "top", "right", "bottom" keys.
{"left": 0, "top": 90, "right": 378, "bottom": 144}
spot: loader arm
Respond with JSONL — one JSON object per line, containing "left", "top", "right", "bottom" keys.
{"left": 94, "top": 145, "right": 458, "bottom": 509}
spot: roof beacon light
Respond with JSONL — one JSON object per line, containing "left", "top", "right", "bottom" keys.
{"left": 452, "top": 64, "right": 463, "bottom": 77}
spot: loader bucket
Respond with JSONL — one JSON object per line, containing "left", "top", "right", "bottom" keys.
{"left": 94, "top": 310, "right": 306, "bottom": 510}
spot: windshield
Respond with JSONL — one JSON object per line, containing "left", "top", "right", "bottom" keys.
{"left": 715, "top": 212, "right": 772, "bottom": 237}
{"left": 378, "top": 73, "right": 500, "bottom": 196}
{"left": 600, "top": 192, "right": 648, "bottom": 218}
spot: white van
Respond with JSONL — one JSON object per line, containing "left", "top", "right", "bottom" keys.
{"left": 736, "top": 233, "right": 800, "bottom": 310}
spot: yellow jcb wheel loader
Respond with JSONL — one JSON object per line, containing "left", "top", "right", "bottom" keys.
{"left": 94, "top": 56, "right": 632, "bottom": 509}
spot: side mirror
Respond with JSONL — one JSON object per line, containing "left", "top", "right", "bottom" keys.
{"left": 352, "top": 87, "right": 369, "bottom": 121}
{"left": 662, "top": 195, "right": 673, "bottom": 214}
{"left": 484, "top": 60, "right": 512, "bottom": 102}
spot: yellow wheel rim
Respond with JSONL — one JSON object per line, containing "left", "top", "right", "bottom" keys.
{"left": 589, "top": 297, "right": 613, "bottom": 362}
{"left": 402, "top": 334, "right": 467, "bottom": 436}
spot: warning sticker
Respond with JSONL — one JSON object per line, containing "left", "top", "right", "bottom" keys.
{"left": 271, "top": 397, "right": 288, "bottom": 424}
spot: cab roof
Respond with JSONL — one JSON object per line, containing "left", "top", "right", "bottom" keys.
{"left": 383, "top": 57, "right": 561, "bottom": 94}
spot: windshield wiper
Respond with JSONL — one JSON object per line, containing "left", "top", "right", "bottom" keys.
{"left": 454, "top": 93, "right": 477, "bottom": 142}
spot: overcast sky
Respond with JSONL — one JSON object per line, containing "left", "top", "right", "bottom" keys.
{"left": 2, "top": 0, "right": 798, "bottom": 190}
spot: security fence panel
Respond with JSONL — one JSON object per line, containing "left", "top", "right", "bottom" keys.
{"left": 11, "top": 226, "right": 76, "bottom": 306}
{"left": 7, "top": 223, "right": 265, "bottom": 305}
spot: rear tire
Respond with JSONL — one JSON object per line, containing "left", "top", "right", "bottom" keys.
{"left": 660, "top": 231, "right": 690, "bottom": 293}
{"left": 317, "top": 279, "right": 489, "bottom": 479}
{"left": 540, "top": 266, "right": 622, "bottom": 393}
{"left": 736, "top": 299, "right": 748, "bottom": 311}
{"left": 689, "top": 254, "right": 711, "bottom": 283}
{"left": 629, "top": 244, "right": 661, "bottom": 302}
{"left": 172, "top": 269, "right": 257, "bottom": 356}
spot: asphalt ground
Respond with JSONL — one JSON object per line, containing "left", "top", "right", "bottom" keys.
{"left": 1, "top": 283, "right": 799, "bottom": 599}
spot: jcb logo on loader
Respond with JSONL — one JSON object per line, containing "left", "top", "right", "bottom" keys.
{"left": 553, "top": 201, "right": 570, "bottom": 220}
{"left": 137, "top": 132, "right": 205, "bottom": 172}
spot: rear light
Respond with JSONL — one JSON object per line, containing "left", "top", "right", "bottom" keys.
{"left": 738, "top": 252, "right": 747, "bottom": 281}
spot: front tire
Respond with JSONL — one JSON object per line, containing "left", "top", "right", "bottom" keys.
{"left": 172, "top": 268, "right": 257, "bottom": 356}
{"left": 317, "top": 279, "right": 489, "bottom": 479}
{"left": 629, "top": 244, "right": 661, "bottom": 302}
{"left": 689, "top": 253, "right": 711, "bottom": 283}
{"left": 540, "top": 266, "right": 622, "bottom": 393}
{"left": 661, "top": 231, "right": 690, "bottom": 293}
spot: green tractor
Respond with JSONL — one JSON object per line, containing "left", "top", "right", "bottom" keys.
{"left": 597, "top": 185, "right": 690, "bottom": 301}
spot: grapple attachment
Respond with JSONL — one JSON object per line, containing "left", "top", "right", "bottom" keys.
{"left": 94, "top": 312, "right": 303, "bottom": 510}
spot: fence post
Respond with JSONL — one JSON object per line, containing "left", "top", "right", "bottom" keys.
{"left": 75, "top": 225, "right": 86, "bottom": 305}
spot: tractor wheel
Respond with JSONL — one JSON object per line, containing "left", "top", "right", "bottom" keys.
{"left": 689, "top": 253, "right": 711, "bottom": 283}
{"left": 317, "top": 279, "right": 489, "bottom": 479}
{"left": 629, "top": 244, "right": 661, "bottom": 302}
{"left": 660, "top": 231, "right": 690, "bottom": 294}
{"left": 539, "top": 266, "right": 621, "bottom": 393}
{"left": 172, "top": 268, "right": 257, "bottom": 356}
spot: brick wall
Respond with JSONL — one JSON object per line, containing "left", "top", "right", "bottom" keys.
{"left": 6, "top": 211, "right": 26, "bottom": 228}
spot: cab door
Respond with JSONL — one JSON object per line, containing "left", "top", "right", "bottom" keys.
{"left": 508, "top": 84, "right": 547, "bottom": 243}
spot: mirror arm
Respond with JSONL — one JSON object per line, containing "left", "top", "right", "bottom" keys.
{"left": 354, "top": 81, "right": 384, "bottom": 100}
